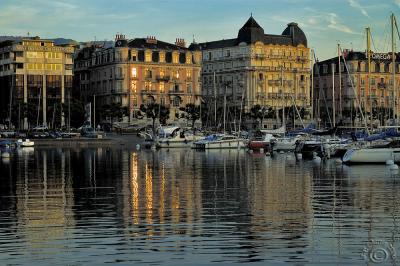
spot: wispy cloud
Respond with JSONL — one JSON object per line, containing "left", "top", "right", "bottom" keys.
{"left": 395, "top": 0, "right": 400, "bottom": 7}
{"left": 348, "top": 0, "right": 369, "bottom": 17}
{"left": 327, "top": 13, "right": 358, "bottom": 34}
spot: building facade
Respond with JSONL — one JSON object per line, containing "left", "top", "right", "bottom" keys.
{"left": 199, "top": 16, "right": 311, "bottom": 128}
{"left": 0, "top": 37, "right": 74, "bottom": 129}
{"left": 74, "top": 35, "right": 202, "bottom": 124}
{"left": 314, "top": 50, "right": 400, "bottom": 126}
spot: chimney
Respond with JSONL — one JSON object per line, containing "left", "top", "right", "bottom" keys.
{"left": 115, "top": 33, "right": 126, "bottom": 41}
{"left": 175, "top": 38, "right": 186, "bottom": 48}
{"left": 146, "top": 36, "right": 157, "bottom": 44}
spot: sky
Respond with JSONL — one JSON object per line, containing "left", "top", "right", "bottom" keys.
{"left": 0, "top": 0, "right": 399, "bottom": 60}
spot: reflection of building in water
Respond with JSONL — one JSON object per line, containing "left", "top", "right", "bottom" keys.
{"left": 14, "top": 149, "right": 75, "bottom": 247}
{"left": 121, "top": 150, "right": 203, "bottom": 237}
{"left": 245, "top": 156, "right": 312, "bottom": 236}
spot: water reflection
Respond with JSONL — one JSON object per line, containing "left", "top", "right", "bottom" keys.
{"left": 0, "top": 148, "right": 399, "bottom": 264}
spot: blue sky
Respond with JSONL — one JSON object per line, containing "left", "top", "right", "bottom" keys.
{"left": 0, "top": 0, "right": 399, "bottom": 59}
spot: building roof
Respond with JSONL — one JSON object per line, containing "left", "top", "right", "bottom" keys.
{"left": 128, "top": 38, "right": 197, "bottom": 51}
{"left": 199, "top": 16, "right": 307, "bottom": 50}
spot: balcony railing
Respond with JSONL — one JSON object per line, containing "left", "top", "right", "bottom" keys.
{"left": 156, "top": 75, "right": 170, "bottom": 81}
{"left": 168, "top": 90, "right": 185, "bottom": 95}
{"left": 378, "top": 82, "right": 386, "bottom": 89}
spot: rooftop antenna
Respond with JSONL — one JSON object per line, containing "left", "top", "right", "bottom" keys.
{"left": 192, "top": 34, "right": 196, "bottom": 43}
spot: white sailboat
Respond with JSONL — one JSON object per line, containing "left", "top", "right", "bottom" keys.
{"left": 192, "top": 134, "right": 246, "bottom": 149}
{"left": 156, "top": 126, "right": 203, "bottom": 148}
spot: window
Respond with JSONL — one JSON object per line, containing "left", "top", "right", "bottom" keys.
{"left": 145, "top": 69, "right": 152, "bottom": 79}
{"left": 173, "top": 96, "right": 181, "bottom": 107}
{"left": 186, "top": 70, "right": 192, "bottom": 79}
{"left": 160, "top": 82, "right": 165, "bottom": 93}
{"left": 145, "top": 52, "right": 151, "bottom": 62}
{"left": 226, "top": 50, "right": 230, "bottom": 57}
{"left": 145, "top": 81, "right": 151, "bottom": 91}
{"left": 208, "top": 52, "right": 212, "bottom": 60}
{"left": 187, "top": 84, "right": 192, "bottom": 93}
{"left": 131, "top": 67, "right": 137, "bottom": 78}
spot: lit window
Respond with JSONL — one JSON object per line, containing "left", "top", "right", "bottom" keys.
{"left": 131, "top": 67, "right": 137, "bottom": 78}
{"left": 160, "top": 82, "right": 164, "bottom": 93}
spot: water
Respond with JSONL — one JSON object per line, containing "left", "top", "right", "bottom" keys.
{"left": 0, "top": 147, "right": 400, "bottom": 265}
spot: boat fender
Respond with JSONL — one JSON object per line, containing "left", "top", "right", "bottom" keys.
{"left": 335, "top": 159, "right": 342, "bottom": 165}
{"left": 389, "top": 164, "right": 399, "bottom": 170}
{"left": 312, "top": 152, "right": 321, "bottom": 164}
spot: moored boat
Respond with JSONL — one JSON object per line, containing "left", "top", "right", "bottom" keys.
{"left": 247, "top": 133, "right": 275, "bottom": 153}
{"left": 192, "top": 134, "right": 246, "bottom": 149}
{"left": 342, "top": 140, "right": 400, "bottom": 164}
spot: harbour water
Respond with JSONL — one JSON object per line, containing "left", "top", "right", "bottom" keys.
{"left": 0, "top": 147, "right": 400, "bottom": 265}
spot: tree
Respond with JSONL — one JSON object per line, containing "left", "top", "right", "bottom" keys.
{"left": 99, "top": 103, "right": 128, "bottom": 127}
{"left": 180, "top": 103, "right": 200, "bottom": 130}
{"left": 249, "top": 105, "right": 273, "bottom": 129}
{"left": 140, "top": 103, "right": 170, "bottom": 136}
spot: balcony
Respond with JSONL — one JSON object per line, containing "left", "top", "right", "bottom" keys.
{"left": 168, "top": 90, "right": 185, "bottom": 95}
{"left": 378, "top": 82, "right": 386, "bottom": 89}
{"left": 268, "top": 93, "right": 278, "bottom": 99}
{"left": 256, "top": 92, "right": 265, "bottom": 98}
{"left": 141, "top": 89, "right": 158, "bottom": 94}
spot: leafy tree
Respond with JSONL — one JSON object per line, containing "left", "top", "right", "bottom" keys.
{"left": 249, "top": 105, "right": 274, "bottom": 129}
{"left": 140, "top": 103, "right": 170, "bottom": 136}
{"left": 180, "top": 103, "right": 200, "bottom": 130}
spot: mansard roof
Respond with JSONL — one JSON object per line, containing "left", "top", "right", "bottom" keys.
{"left": 199, "top": 16, "right": 307, "bottom": 50}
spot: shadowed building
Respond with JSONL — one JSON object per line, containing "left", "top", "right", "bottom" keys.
{"left": 199, "top": 16, "right": 311, "bottom": 128}
{"left": 0, "top": 37, "right": 74, "bottom": 129}
{"left": 314, "top": 50, "right": 400, "bottom": 127}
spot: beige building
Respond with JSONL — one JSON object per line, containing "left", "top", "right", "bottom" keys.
{"left": 0, "top": 37, "right": 74, "bottom": 129}
{"left": 199, "top": 16, "right": 311, "bottom": 128}
{"left": 314, "top": 50, "right": 400, "bottom": 126}
{"left": 74, "top": 34, "right": 202, "bottom": 124}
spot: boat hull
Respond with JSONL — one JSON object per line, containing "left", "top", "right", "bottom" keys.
{"left": 342, "top": 148, "right": 400, "bottom": 164}
{"left": 193, "top": 140, "right": 246, "bottom": 149}
{"left": 247, "top": 141, "right": 273, "bottom": 152}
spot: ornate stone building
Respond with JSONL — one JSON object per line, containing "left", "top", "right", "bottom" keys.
{"left": 199, "top": 16, "right": 311, "bottom": 127}
{"left": 314, "top": 50, "right": 400, "bottom": 126}
{"left": 74, "top": 35, "right": 202, "bottom": 123}
{"left": 0, "top": 37, "right": 74, "bottom": 129}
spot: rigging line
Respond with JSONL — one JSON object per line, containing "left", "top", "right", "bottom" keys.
{"left": 370, "top": 29, "right": 378, "bottom": 53}
{"left": 382, "top": 16, "right": 391, "bottom": 52}
{"left": 340, "top": 47, "right": 370, "bottom": 135}
{"left": 313, "top": 51, "right": 333, "bottom": 127}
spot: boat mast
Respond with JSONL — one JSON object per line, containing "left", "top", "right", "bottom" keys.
{"left": 392, "top": 13, "right": 396, "bottom": 122}
{"left": 223, "top": 83, "right": 227, "bottom": 134}
{"left": 213, "top": 71, "right": 217, "bottom": 129}
{"left": 311, "top": 49, "right": 314, "bottom": 121}
{"left": 332, "top": 63, "right": 336, "bottom": 126}
{"left": 366, "top": 27, "right": 372, "bottom": 129}
{"left": 281, "top": 66, "right": 285, "bottom": 127}
{"left": 338, "top": 43, "right": 342, "bottom": 120}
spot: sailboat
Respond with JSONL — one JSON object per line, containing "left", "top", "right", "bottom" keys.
{"left": 342, "top": 14, "right": 400, "bottom": 164}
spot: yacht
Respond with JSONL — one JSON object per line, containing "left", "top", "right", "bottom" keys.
{"left": 192, "top": 134, "right": 246, "bottom": 149}
{"left": 156, "top": 127, "right": 203, "bottom": 148}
